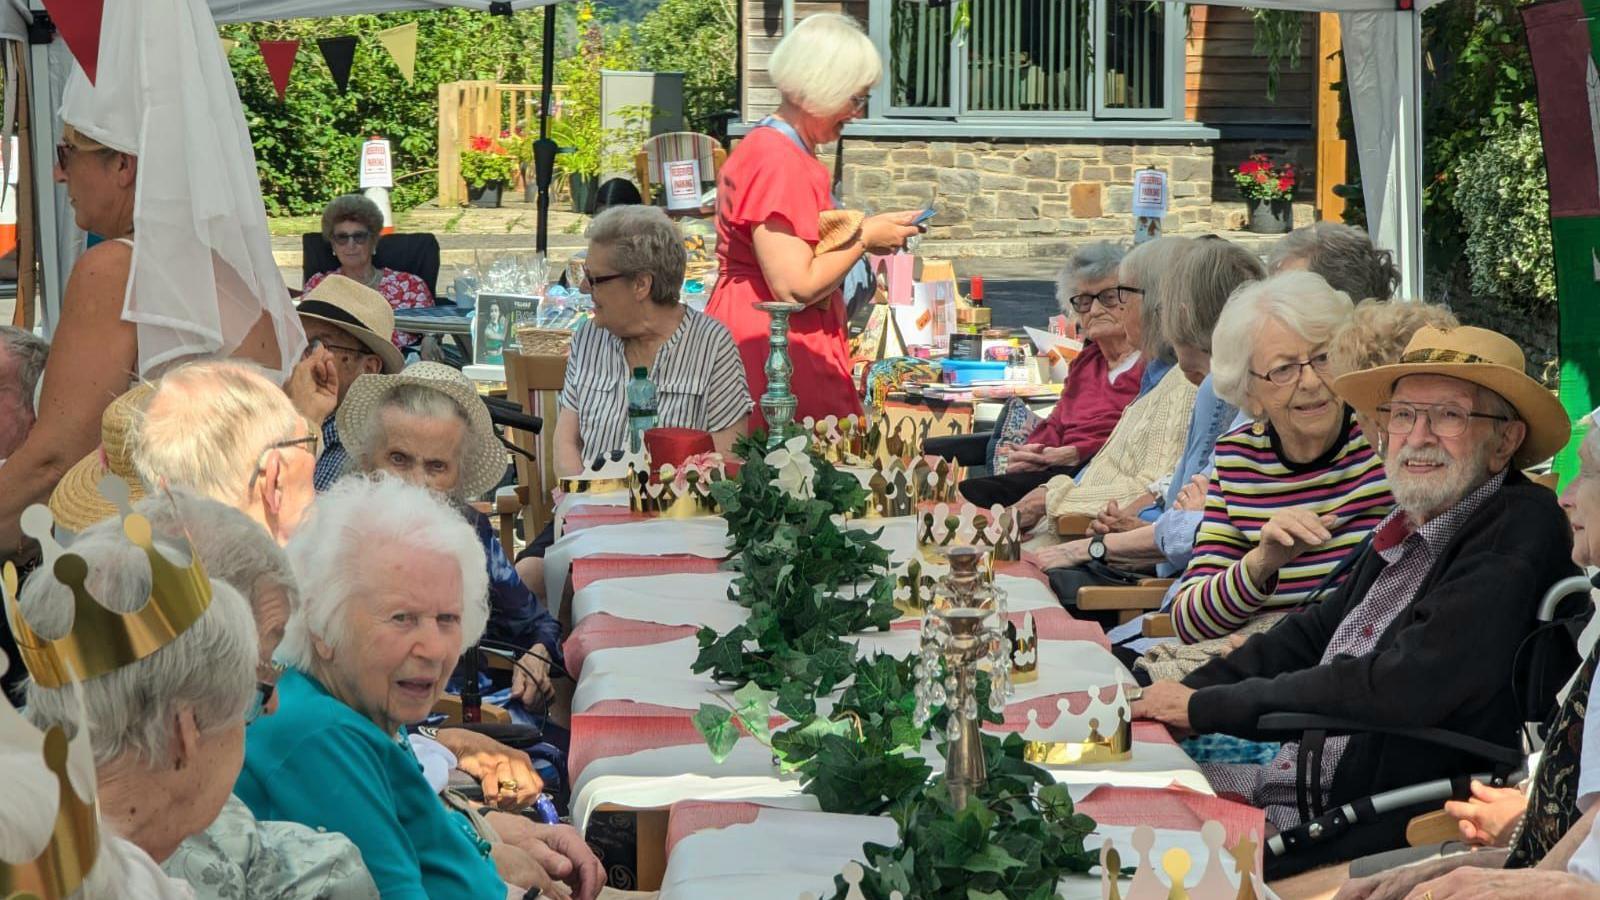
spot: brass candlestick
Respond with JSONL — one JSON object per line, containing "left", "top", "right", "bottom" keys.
{"left": 914, "top": 546, "right": 1011, "bottom": 810}
{"left": 754, "top": 301, "right": 803, "bottom": 450}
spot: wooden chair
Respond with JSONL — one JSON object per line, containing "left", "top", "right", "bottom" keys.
{"left": 469, "top": 492, "right": 527, "bottom": 561}
{"left": 432, "top": 695, "right": 511, "bottom": 725}
{"left": 1076, "top": 579, "right": 1174, "bottom": 626}
{"left": 634, "top": 132, "right": 727, "bottom": 210}
{"left": 504, "top": 351, "right": 569, "bottom": 540}
{"left": 1056, "top": 513, "right": 1095, "bottom": 538}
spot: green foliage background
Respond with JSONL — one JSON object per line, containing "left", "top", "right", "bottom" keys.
{"left": 220, "top": 1, "right": 737, "bottom": 217}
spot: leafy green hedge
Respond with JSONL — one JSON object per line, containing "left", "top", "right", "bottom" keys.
{"left": 220, "top": 10, "right": 547, "bottom": 216}
{"left": 1452, "top": 103, "right": 1555, "bottom": 310}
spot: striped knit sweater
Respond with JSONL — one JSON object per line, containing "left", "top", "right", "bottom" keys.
{"left": 1170, "top": 409, "right": 1394, "bottom": 644}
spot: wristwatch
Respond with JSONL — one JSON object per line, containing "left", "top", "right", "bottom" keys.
{"left": 1088, "top": 535, "right": 1108, "bottom": 563}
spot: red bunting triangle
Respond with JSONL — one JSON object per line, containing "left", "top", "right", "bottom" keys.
{"left": 42, "top": 0, "right": 106, "bottom": 84}
{"left": 258, "top": 40, "right": 300, "bottom": 102}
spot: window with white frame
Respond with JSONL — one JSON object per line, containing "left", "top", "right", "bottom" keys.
{"left": 871, "top": 0, "right": 1186, "bottom": 121}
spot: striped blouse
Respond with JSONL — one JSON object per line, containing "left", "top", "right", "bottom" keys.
{"left": 1169, "top": 408, "right": 1394, "bottom": 644}
{"left": 560, "top": 306, "right": 753, "bottom": 463}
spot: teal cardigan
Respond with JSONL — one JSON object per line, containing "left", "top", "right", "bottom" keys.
{"left": 235, "top": 669, "right": 507, "bottom": 900}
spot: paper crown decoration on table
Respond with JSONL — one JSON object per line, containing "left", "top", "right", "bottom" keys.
{"left": 799, "top": 415, "right": 883, "bottom": 467}
{"left": 1009, "top": 611, "right": 1039, "bottom": 684}
{"left": 916, "top": 502, "right": 1023, "bottom": 563}
{"left": 894, "top": 558, "right": 938, "bottom": 615}
{"left": 1019, "top": 677, "right": 1133, "bottom": 765}
{"left": 556, "top": 447, "right": 645, "bottom": 497}
{"left": 1100, "top": 823, "right": 1267, "bottom": 900}
{"left": 0, "top": 653, "right": 102, "bottom": 900}
{"left": 860, "top": 456, "right": 965, "bottom": 519}
{"left": 627, "top": 454, "right": 727, "bottom": 518}
{"left": 799, "top": 861, "right": 902, "bottom": 900}
{"left": 3, "top": 478, "right": 215, "bottom": 689}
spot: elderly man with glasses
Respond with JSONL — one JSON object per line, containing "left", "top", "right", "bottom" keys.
{"left": 1134, "top": 324, "right": 1579, "bottom": 869}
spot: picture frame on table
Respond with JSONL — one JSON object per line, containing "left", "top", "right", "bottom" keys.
{"left": 473, "top": 292, "right": 540, "bottom": 366}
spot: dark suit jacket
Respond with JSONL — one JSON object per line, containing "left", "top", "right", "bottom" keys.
{"left": 1183, "top": 468, "right": 1578, "bottom": 810}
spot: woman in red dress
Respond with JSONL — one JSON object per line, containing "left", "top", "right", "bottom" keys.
{"left": 707, "top": 13, "right": 923, "bottom": 428}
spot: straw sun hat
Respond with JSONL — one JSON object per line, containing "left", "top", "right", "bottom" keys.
{"left": 296, "top": 275, "right": 405, "bottom": 374}
{"left": 335, "top": 362, "right": 505, "bottom": 499}
{"left": 1331, "top": 324, "right": 1569, "bottom": 468}
{"left": 49, "top": 383, "right": 154, "bottom": 532}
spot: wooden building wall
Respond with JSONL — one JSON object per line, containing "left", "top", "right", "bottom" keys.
{"left": 1185, "top": 6, "right": 1315, "bottom": 124}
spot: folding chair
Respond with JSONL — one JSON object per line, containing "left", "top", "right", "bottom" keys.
{"left": 504, "top": 350, "right": 568, "bottom": 540}
{"left": 634, "top": 132, "right": 726, "bottom": 210}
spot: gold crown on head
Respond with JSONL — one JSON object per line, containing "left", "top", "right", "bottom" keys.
{"left": 2, "top": 477, "right": 214, "bottom": 690}
{"left": 0, "top": 654, "right": 101, "bottom": 900}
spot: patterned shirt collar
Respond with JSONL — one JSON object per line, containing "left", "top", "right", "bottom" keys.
{"left": 1373, "top": 468, "right": 1508, "bottom": 563}
{"left": 313, "top": 415, "right": 347, "bottom": 492}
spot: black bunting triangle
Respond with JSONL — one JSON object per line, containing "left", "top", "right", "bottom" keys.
{"left": 317, "top": 36, "right": 358, "bottom": 94}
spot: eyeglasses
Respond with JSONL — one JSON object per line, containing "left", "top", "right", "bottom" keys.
{"left": 246, "top": 660, "right": 286, "bottom": 724}
{"left": 246, "top": 432, "right": 320, "bottom": 494}
{"left": 1250, "top": 353, "right": 1332, "bottom": 387}
{"left": 1067, "top": 287, "right": 1133, "bottom": 315}
{"left": 330, "top": 231, "right": 372, "bottom": 246}
{"left": 304, "top": 337, "right": 372, "bottom": 359}
{"left": 1377, "top": 401, "right": 1510, "bottom": 438}
{"left": 579, "top": 267, "right": 629, "bottom": 290}
{"left": 54, "top": 142, "right": 109, "bottom": 170}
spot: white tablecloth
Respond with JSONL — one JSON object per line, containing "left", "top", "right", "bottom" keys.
{"left": 543, "top": 518, "right": 733, "bottom": 613}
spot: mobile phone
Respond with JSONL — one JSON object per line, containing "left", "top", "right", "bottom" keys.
{"left": 913, "top": 207, "right": 937, "bottom": 226}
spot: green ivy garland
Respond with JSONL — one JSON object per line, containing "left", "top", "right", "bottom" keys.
{"left": 690, "top": 432, "right": 1101, "bottom": 899}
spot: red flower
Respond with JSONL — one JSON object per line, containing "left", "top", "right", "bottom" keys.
{"left": 469, "top": 135, "right": 493, "bottom": 152}
{"left": 1255, "top": 172, "right": 1268, "bottom": 183}
{"left": 1278, "top": 176, "right": 1294, "bottom": 192}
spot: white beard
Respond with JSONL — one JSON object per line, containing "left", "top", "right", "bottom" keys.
{"left": 1384, "top": 439, "right": 1496, "bottom": 523}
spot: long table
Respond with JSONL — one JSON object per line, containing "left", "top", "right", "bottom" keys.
{"left": 552, "top": 508, "right": 1267, "bottom": 896}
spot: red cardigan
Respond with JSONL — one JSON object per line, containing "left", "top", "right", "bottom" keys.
{"left": 1026, "top": 342, "right": 1144, "bottom": 461}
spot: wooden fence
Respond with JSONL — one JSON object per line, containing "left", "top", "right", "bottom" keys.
{"left": 437, "top": 80, "right": 567, "bottom": 208}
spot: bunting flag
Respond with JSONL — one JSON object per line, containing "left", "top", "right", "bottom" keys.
{"left": 317, "top": 36, "right": 358, "bottom": 94}
{"left": 258, "top": 40, "right": 301, "bottom": 102}
{"left": 220, "top": 37, "right": 238, "bottom": 56}
{"left": 376, "top": 22, "right": 418, "bottom": 85}
{"left": 41, "top": 0, "right": 105, "bottom": 83}
{"left": 1524, "top": 0, "right": 1600, "bottom": 482}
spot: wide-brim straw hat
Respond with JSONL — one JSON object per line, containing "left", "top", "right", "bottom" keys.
{"left": 49, "top": 383, "right": 154, "bottom": 532}
{"left": 1331, "top": 324, "right": 1570, "bottom": 468}
{"left": 296, "top": 274, "right": 405, "bottom": 374}
{"left": 336, "top": 362, "right": 505, "bottom": 499}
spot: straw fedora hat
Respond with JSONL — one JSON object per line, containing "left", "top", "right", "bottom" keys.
{"left": 49, "top": 383, "right": 154, "bottom": 532}
{"left": 1331, "top": 324, "right": 1569, "bottom": 468}
{"left": 335, "top": 362, "right": 505, "bottom": 499}
{"left": 296, "top": 275, "right": 405, "bottom": 374}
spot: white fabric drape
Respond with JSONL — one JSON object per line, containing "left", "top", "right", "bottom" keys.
{"left": 57, "top": 0, "right": 304, "bottom": 379}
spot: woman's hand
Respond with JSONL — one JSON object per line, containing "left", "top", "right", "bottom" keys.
{"left": 1405, "top": 867, "right": 1600, "bottom": 900}
{"left": 511, "top": 646, "right": 557, "bottom": 710}
{"left": 1243, "top": 508, "right": 1337, "bottom": 585}
{"left": 491, "top": 842, "right": 569, "bottom": 898}
{"left": 1014, "top": 487, "right": 1049, "bottom": 532}
{"left": 860, "top": 211, "right": 924, "bottom": 255}
{"left": 1129, "top": 681, "right": 1195, "bottom": 738}
{"left": 284, "top": 345, "right": 339, "bottom": 426}
{"left": 1174, "top": 475, "right": 1209, "bottom": 512}
{"left": 434, "top": 728, "right": 543, "bottom": 810}
{"left": 1443, "top": 780, "right": 1527, "bottom": 847}
{"left": 1024, "top": 539, "right": 1091, "bottom": 571}
{"left": 1091, "top": 496, "right": 1150, "bottom": 535}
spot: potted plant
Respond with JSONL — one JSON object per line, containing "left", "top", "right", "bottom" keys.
{"left": 1232, "top": 153, "right": 1297, "bottom": 234}
{"left": 461, "top": 135, "right": 517, "bottom": 208}
{"left": 550, "top": 118, "right": 600, "bottom": 214}
{"left": 499, "top": 128, "right": 538, "bottom": 203}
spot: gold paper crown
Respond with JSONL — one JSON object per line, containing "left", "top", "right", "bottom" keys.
{"left": 2, "top": 478, "right": 214, "bottom": 689}
{"left": 0, "top": 655, "right": 102, "bottom": 900}
{"left": 798, "top": 415, "right": 883, "bottom": 467}
{"left": 1020, "top": 680, "right": 1134, "bottom": 766}
{"left": 1010, "top": 611, "right": 1038, "bottom": 684}
{"left": 627, "top": 459, "right": 726, "bottom": 519}
{"left": 916, "top": 502, "right": 1022, "bottom": 564}
{"left": 1099, "top": 823, "right": 1265, "bottom": 900}
{"left": 860, "top": 457, "right": 964, "bottom": 519}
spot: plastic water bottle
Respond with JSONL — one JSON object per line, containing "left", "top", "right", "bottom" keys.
{"left": 627, "top": 366, "right": 657, "bottom": 451}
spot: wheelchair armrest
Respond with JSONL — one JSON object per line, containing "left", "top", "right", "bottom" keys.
{"left": 1255, "top": 712, "right": 1524, "bottom": 768}
{"left": 1075, "top": 585, "right": 1168, "bottom": 612}
{"left": 1141, "top": 613, "right": 1175, "bottom": 638}
{"left": 1057, "top": 514, "right": 1094, "bottom": 537}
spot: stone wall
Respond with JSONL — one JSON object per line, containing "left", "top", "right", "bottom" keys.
{"left": 833, "top": 137, "right": 1315, "bottom": 245}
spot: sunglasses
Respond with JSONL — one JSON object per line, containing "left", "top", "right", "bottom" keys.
{"left": 331, "top": 231, "right": 372, "bottom": 246}
{"left": 304, "top": 337, "right": 373, "bottom": 359}
{"left": 580, "top": 267, "right": 629, "bottom": 289}
{"left": 55, "top": 141, "right": 110, "bottom": 170}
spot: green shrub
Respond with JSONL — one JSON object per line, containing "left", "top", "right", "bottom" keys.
{"left": 1451, "top": 103, "right": 1555, "bottom": 310}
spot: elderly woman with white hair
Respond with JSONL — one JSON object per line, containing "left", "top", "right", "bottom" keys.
{"left": 706, "top": 12, "right": 923, "bottom": 426}
{"left": 16, "top": 510, "right": 260, "bottom": 870}
{"left": 236, "top": 477, "right": 603, "bottom": 900}
{"left": 1159, "top": 271, "right": 1395, "bottom": 654}
{"left": 338, "top": 362, "right": 564, "bottom": 711}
